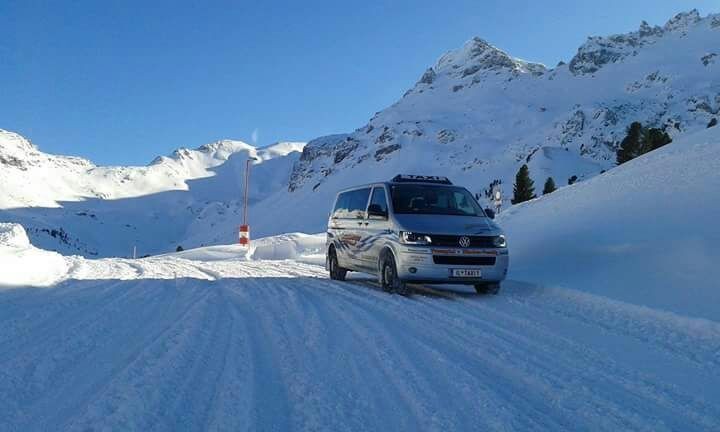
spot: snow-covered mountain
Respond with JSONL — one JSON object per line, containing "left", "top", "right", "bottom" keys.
{"left": 1, "top": 9, "right": 718, "bottom": 256}
{"left": 257, "top": 9, "right": 719, "bottom": 235}
{"left": 0, "top": 129, "right": 303, "bottom": 208}
{"left": 0, "top": 129, "right": 304, "bottom": 256}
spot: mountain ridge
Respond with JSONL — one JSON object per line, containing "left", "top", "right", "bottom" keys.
{"left": 1, "top": 9, "right": 718, "bottom": 255}
{"left": 286, "top": 9, "right": 719, "bottom": 195}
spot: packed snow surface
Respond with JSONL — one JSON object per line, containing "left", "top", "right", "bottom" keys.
{"left": 1, "top": 249, "right": 719, "bottom": 430}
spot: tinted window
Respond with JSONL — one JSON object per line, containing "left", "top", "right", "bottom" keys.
{"left": 347, "top": 188, "right": 371, "bottom": 218}
{"left": 390, "top": 185, "right": 485, "bottom": 216}
{"left": 332, "top": 192, "right": 352, "bottom": 218}
{"left": 334, "top": 188, "right": 371, "bottom": 219}
{"left": 369, "top": 187, "right": 388, "bottom": 216}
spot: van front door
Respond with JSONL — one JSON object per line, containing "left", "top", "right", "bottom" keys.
{"left": 342, "top": 187, "right": 371, "bottom": 270}
{"left": 359, "top": 186, "right": 391, "bottom": 273}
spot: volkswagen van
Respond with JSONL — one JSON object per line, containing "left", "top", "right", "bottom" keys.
{"left": 326, "top": 175, "right": 509, "bottom": 295}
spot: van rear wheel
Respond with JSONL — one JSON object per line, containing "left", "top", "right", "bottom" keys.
{"left": 474, "top": 282, "right": 500, "bottom": 295}
{"left": 382, "top": 255, "right": 410, "bottom": 296}
{"left": 328, "top": 248, "right": 347, "bottom": 281}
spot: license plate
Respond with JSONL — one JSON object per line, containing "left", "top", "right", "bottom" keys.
{"left": 450, "top": 269, "right": 482, "bottom": 278}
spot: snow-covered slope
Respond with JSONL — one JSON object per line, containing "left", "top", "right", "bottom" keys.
{"left": 501, "top": 127, "right": 720, "bottom": 321}
{"left": 246, "top": 10, "right": 719, "bottom": 237}
{"left": 0, "top": 131, "right": 304, "bottom": 256}
{"left": 0, "top": 129, "right": 304, "bottom": 209}
{"left": 0, "top": 223, "right": 68, "bottom": 287}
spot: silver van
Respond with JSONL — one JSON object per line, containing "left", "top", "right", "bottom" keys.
{"left": 326, "top": 175, "right": 509, "bottom": 295}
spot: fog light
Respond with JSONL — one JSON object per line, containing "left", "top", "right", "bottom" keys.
{"left": 409, "top": 267, "right": 417, "bottom": 274}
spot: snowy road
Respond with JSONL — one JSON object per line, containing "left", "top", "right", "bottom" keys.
{"left": 1, "top": 259, "right": 719, "bottom": 431}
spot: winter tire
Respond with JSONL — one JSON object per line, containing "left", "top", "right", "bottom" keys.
{"left": 382, "top": 254, "right": 410, "bottom": 296}
{"left": 328, "top": 248, "right": 347, "bottom": 281}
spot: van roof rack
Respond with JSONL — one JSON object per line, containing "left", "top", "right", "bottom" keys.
{"left": 391, "top": 174, "right": 453, "bottom": 185}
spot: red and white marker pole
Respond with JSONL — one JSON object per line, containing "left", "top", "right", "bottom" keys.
{"left": 239, "top": 224, "right": 250, "bottom": 246}
{"left": 239, "top": 157, "right": 257, "bottom": 247}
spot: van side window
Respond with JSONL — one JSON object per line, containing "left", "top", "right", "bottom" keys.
{"left": 347, "top": 188, "right": 371, "bottom": 219}
{"left": 369, "top": 187, "right": 388, "bottom": 216}
{"left": 332, "top": 192, "right": 351, "bottom": 218}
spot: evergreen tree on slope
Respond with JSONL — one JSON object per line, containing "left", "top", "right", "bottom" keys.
{"left": 512, "top": 164, "right": 536, "bottom": 204}
{"left": 617, "top": 121, "right": 643, "bottom": 165}
{"left": 542, "top": 177, "right": 556, "bottom": 195}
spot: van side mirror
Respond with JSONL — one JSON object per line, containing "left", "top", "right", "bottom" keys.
{"left": 367, "top": 204, "right": 388, "bottom": 219}
{"left": 484, "top": 208, "right": 495, "bottom": 219}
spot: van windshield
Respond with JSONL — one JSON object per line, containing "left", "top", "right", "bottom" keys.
{"left": 390, "top": 184, "right": 486, "bottom": 217}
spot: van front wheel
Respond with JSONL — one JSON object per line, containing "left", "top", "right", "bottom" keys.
{"left": 328, "top": 248, "right": 347, "bottom": 281}
{"left": 382, "top": 255, "right": 410, "bottom": 296}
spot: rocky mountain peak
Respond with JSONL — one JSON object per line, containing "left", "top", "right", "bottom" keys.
{"left": 416, "top": 36, "right": 546, "bottom": 88}
{"left": 439, "top": 37, "right": 526, "bottom": 73}
{"left": 196, "top": 139, "right": 250, "bottom": 156}
{"left": 0, "top": 129, "right": 41, "bottom": 169}
{"left": 568, "top": 10, "right": 712, "bottom": 76}
{"left": 664, "top": 9, "right": 701, "bottom": 31}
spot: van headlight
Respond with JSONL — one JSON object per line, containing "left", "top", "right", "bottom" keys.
{"left": 493, "top": 235, "right": 507, "bottom": 248}
{"left": 400, "top": 231, "right": 432, "bottom": 245}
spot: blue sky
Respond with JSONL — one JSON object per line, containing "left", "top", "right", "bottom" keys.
{"left": 1, "top": 1, "right": 717, "bottom": 165}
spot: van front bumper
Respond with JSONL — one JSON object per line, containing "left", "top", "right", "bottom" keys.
{"left": 396, "top": 246, "right": 509, "bottom": 284}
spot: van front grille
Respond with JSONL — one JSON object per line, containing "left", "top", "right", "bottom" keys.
{"left": 429, "top": 235, "right": 495, "bottom": 248}
{"left": 432, "top": 256, "right": 496, "bottom": 266}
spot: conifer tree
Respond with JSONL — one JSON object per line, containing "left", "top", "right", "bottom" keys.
{"left": 641, "top": 127, "right": 672, "bottom": 152}
{"left": 542, "top": 177, "right": 556, "bottom": 195}
{"left": 617, "top": 121, "right": 643, "bottom": 165}
{"left": 618, "top": 122, "right": 672, "bottom": 164}
{"left": 512, "top": 164, "right": 536, "bottom": 204}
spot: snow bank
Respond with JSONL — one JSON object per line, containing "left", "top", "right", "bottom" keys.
{"left": 164, "top": 244, "right": 251, "bottom": 262}
{"left": 0, "top": 223, "right": 69, "bottom": 287}
{"left": 161, "top": 232, "right": 325, "bottom": 265}
{"left": 499, "top": 128, "right": 720, "bottom": 320}
{"left": 250, "top": 232, "right": 325, "bottom": 265}
{"left": 0, "top": 223, "right": 30, "bottom": 248}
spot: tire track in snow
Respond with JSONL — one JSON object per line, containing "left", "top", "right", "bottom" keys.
{"left": 60, "top": 283, "right": 216, "bottom": 431}
{"left": 267, "top": 278, "right": 422, "bottom": 432}
{"left": 322, "top": 280, "right": 720, "bottom": 431}
{"left": 29, "top": 281, "right": 211, "bottom": 430}
{"left": 2, "top": 260, "right": 720, "bottom": 431}
{"left": 0, "top": 279, "right": 177, "bottom": 428}
{"left": 503, "top": 283, "right": 720, "bottom": 374}
{"left": 313, "top": 280, "right": 578, "bottom": 431}
{"left": 277, "top": 279, "right": 432, "bottom": 431}
{"left": 202, "top": 287, "right": 256, "bottom": 432}
{"left": 221, "top": 279, "right": 294, "bottom": 430}
{"left": 314, "top": 278, "right": 559, "bottom": 431}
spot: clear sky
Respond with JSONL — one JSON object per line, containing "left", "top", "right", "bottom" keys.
{"left": 2, "top": 0, "right": 717, "bottom": 165}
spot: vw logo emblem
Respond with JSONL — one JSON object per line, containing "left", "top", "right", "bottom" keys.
{"left": 459, "top": 236, "right": 471, "bottom": 248}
